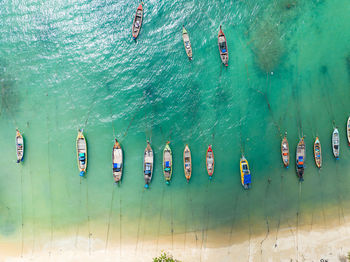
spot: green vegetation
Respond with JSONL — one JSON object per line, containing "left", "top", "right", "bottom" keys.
{"left": 153, "top": 252, "right": 180, "bottom": 262}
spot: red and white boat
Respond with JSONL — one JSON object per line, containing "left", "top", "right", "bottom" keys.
{"left": 132, "top": 3, "right": 143, "bottom": 40}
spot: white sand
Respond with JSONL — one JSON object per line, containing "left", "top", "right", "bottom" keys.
{"left": 1, "top": 220, "right": 350, "bottom": 262}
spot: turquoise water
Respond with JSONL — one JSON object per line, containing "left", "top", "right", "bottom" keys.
{"left": 1, "top": 0, "right": 350, "bottom": 257}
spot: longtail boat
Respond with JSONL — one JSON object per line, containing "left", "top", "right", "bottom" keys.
{"left": 16, "top": 129, "right": 24, "bottom": 163}
{"left": 332, "top": 128, "right": 339, "bottom": 159}
{"left": 112, "top": 139, "right": 123, "bottom": 183}
{"left": 240, "top": 155, "right": 251, "bottom": 189}
{"left": 218, "top": 25, "right": 228, "bottom": 66}
{"left": 281, "top": 133, "right": 289, "bottom": 168}
{"left": 182, "top": 26, "right": 192, "bottom": 60}
{"left": 163, "top": 142, "right": 172, "bottom": 184}
{"left": 76, "top": 129, "right": 87, "bottom": 176}
{"left": 296, "top": 137, "right": 305, "bottom": 181}
{"left": 314, "top": 137, "right": 322, "bottom": 168}
{"left": 143, "top": 141, "right": 153, "bottom": 188}
{"left": 206, "top": 145, "right": 214, "bottom": 179}
{"left": 132, "top": 3, "right": 143, "bottom": 40}
{"left": 347, "top": 117, "right": 350, "bottom": 146}
{"left": 183, "top": 145, "right": 191, "bottom": 182}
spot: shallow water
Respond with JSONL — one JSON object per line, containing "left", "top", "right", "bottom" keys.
{"left": 0, "top": 0, "right": 350, "bottom": 257}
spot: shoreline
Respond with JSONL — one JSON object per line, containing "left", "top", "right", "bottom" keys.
{"left": 2, "top": 215, "right": 350, "bottom": 262}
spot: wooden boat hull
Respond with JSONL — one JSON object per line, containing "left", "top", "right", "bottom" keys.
{"left": 218, "top": 25, "right": 228, "bottom": 66}
{"left": 76, "top": 130, "right": 87, "bottom": 176}
{"left": 314, "top": 137, "right": 322, "bottom": 168}
{"left": 143, "top": 141, "right": 153, "bottom": 188}
{"left": 112, "top": 139, "right": 123, "bottom": 183}
{"left": 182, "top": 26, "right": 192, "bottom": 60}
{"left": 347, "top": 117, "right": 350, "bottom": 146}
{"left": 281, "top": 135, "right": 289, "bottom": 167}
{"left": 240, "top": 156, "right": 251, "bottom": 189}
{"left": 332, "top": 128, "right": 340, "bottom": 159}
{"left": 16, "top": 129, "right": 24, "bottom": 163}
{"left": 183, "top": 145, "right": 192, "bottom": 182}
{"left": 132, "top": 4, "right": 143, "bottom": 40}
{"left": 206, "top": 145, "right": 214, "bottom": 179}
{"left": 163, "top": 143, "right": 172, "bottom": 184}
{"left": 296, "top": 137, "right": 305, "bottom": 181}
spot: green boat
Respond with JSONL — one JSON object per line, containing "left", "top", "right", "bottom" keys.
{"left": 163, "top": 142, "right": 172, "bottom": 184}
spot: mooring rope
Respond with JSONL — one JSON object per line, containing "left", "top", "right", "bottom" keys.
{"left": 105, "top": 183, "right": 116, "bottom": 252}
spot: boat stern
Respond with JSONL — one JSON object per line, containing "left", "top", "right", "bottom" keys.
{"left": 243, "top": 183, "right": 251, "bottom": 190}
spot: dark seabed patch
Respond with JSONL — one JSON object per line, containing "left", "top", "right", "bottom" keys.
{"left": 0, "top": 60, "right": 18, "bottom": 119}
{"left": 346, "top": 54, "right": 350, "bottom": 77}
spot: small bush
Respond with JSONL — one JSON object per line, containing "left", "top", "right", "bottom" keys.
{"left": 153, "top": 252, "right": 180, "bottom": 262}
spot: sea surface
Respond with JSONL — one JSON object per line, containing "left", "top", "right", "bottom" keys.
{"left": 0, "top": 0, "right": 350, "bottom": 258}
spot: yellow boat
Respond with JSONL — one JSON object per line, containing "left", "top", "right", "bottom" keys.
{"left": 76, "top": 129, "right": 87, "bottom": 176}
{"left": 240, "top": 156, "right": 251, "bottom": 189}
{"left": 314, "top": 137, "right": 322, "bottom": 168}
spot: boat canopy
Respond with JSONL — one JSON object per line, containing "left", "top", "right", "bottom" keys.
{"left": 298, "top": 156, "right": 303, "bottom": 164}
{"left": 219, "top": 42, "right": 227, "bottom": 52}
{"left": 113, "top": 163, "right": 121, "bottom": 172}
{"left": 145, "top": 163, "right": 151, "bottom": 174}
{"left": 79, "top": 153, "right": 85, "bottom": 161}
{"left": 244, "top": 174, "right": 251, "bottom": 184}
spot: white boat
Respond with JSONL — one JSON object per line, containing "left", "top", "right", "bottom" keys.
{"left": 347, "top": 117, "right": 350, "bottom": 146}
{"left": 16, "top": 129, "right": 24, "bottom": 163}
{"left": 163, "top": 143, "right": 172, "bottom": 184}
{"left": 182, "top": 26, "right": 193, "bottom": 60}
{"left": 112, "top": 139, "right": 123, "bottom": 183}
{"left": 281, "top": 133, "right": 289, "bottom": 168}
{"left": 183, "top": 145, "right": 191, "bottom": 182}
{"left": 143, "top": 141, "right": 153, "bottom": 188}
{"left": 76, "top": 129, "right": 87, "bottom": 176}
{"left": 332, "top": 128, "right": 339, "bottom": 159}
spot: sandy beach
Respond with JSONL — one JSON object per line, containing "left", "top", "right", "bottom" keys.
{"left": 2, "top": 216, "right": 350, "bottom": 262}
